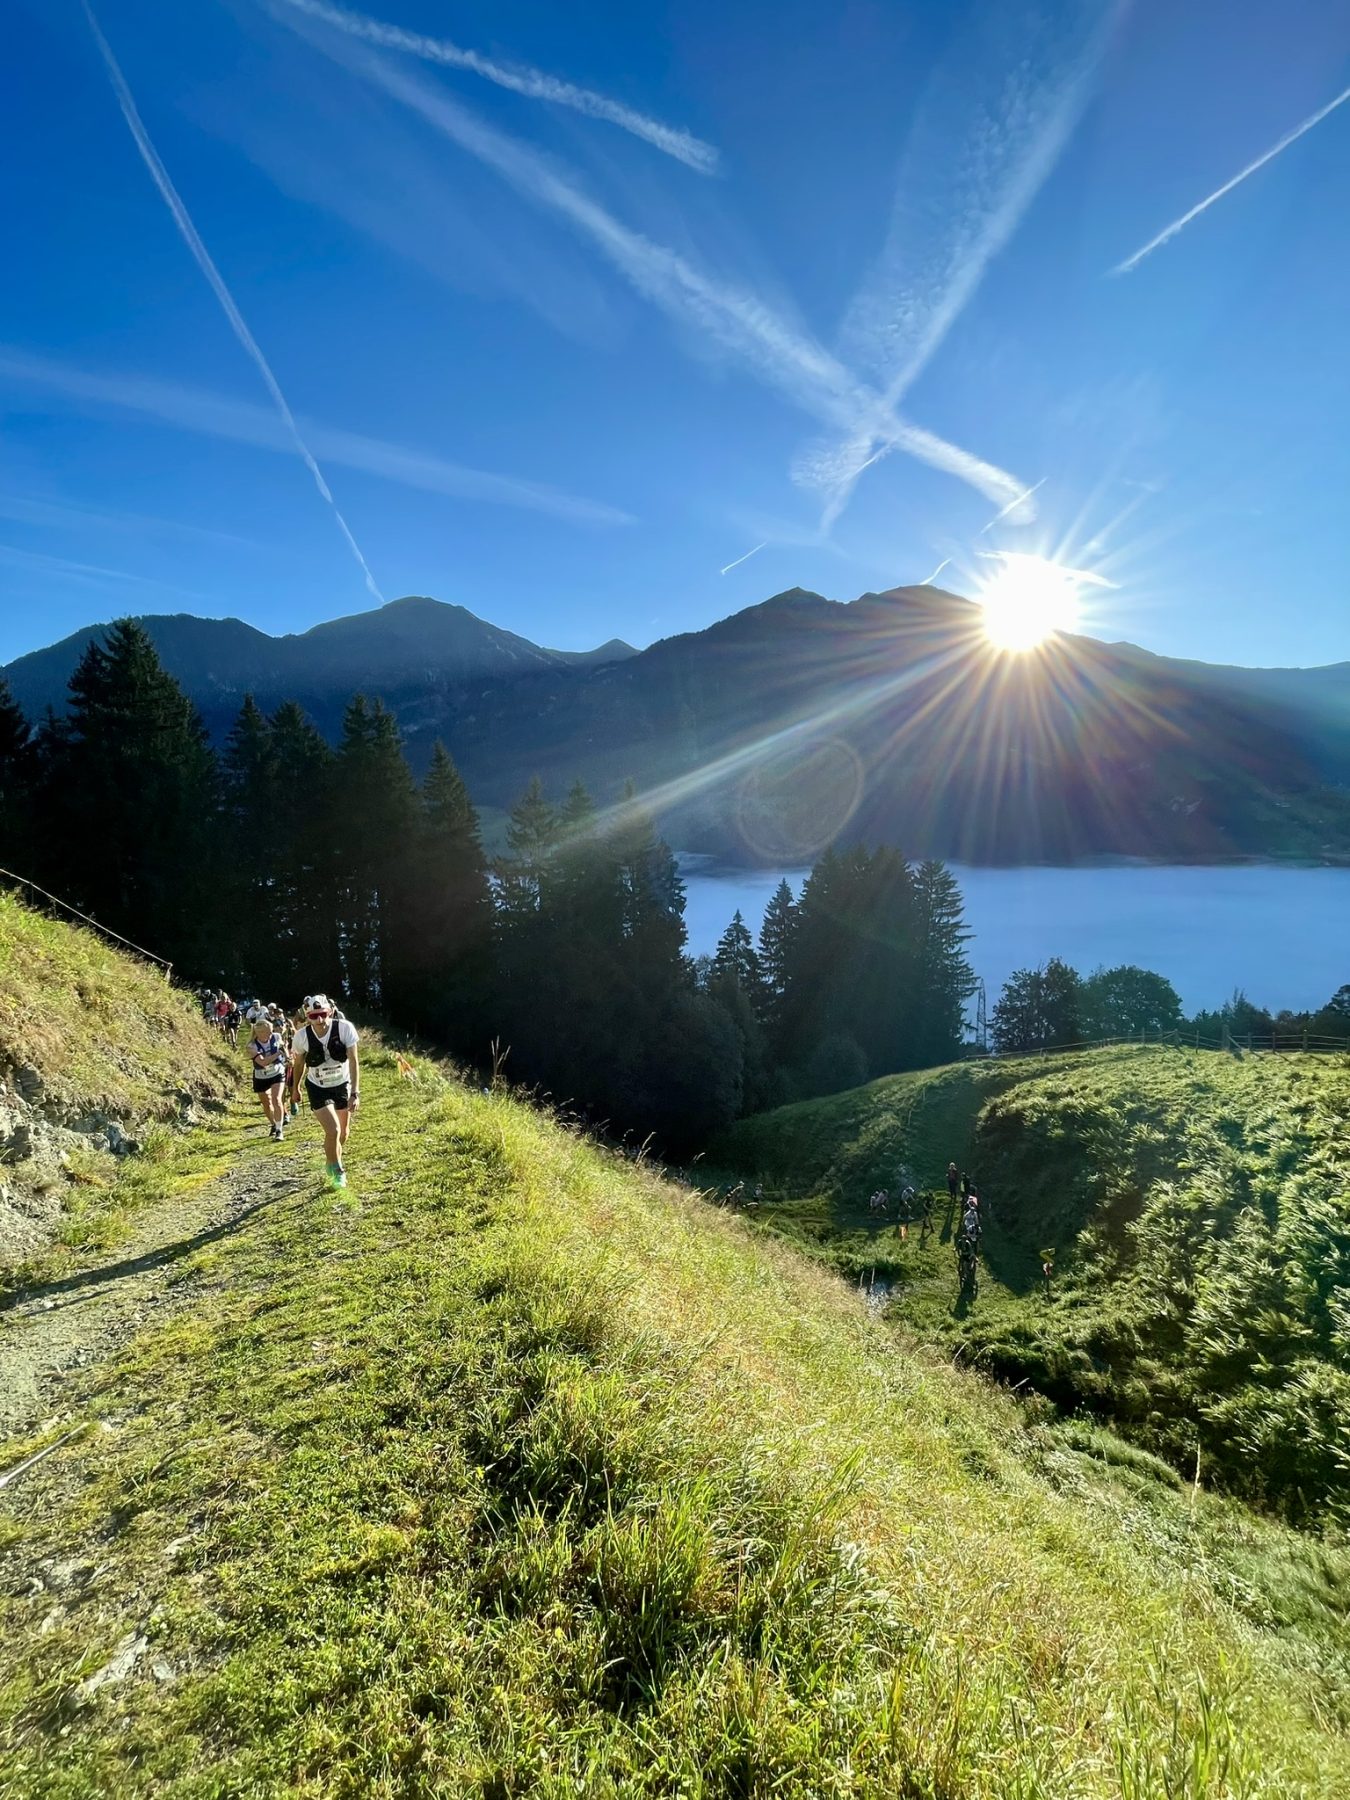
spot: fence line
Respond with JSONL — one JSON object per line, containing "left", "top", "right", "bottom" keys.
{"left": 0, "top": 866, "right": 174, "bottom": 978}
{"left": 979, "top": 1025, "right": 1350, "bottom": 1062}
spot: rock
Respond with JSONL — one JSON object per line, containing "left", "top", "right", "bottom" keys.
{"left": 44, "top": 1558, "right": 97, "bottom": 1593}
{"left": 15, "top": 1065, "right": 44, "bottom": 1102}
{"left": 76, "top": 1632, "right": 148, "bottom": 1699}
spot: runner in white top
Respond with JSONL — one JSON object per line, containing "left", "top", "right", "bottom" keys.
{"left": 290, "top": 994, "right": 360, "bottom": 1189}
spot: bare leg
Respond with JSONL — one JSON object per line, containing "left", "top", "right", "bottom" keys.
{"left": 335, "top": 1106, "right": 351, "bottom": 1155}
{"left": 316, "top": 1103, "right": 341, "bottom": 1167}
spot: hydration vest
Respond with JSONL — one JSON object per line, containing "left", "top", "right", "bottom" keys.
{"left": 305, "top": 1017, "right": 349, "bottom": 1071}
{"left": 251, "top": 1032, "right": 286, "bottom": 1077}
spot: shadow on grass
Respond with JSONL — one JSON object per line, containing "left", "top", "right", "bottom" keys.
{"left": 0, "top": 1187, "right": 297, "bottom": 1315}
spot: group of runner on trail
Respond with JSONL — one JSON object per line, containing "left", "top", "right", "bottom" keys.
{"left": 201, "top": 987, "right": 361, "bottom": 1190}
{"left": 858, "top": 1158, "right": 985, "bottom": 1292}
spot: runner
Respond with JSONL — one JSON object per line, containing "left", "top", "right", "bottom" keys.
{"left": 946, "top": 1161, "right": 959, "bottom": 1204}
{"left": 291, "top": 994, "right": 360, "bottom": 1189}
{"left": 247, "top": 1014, "right": 289, "bottom": 1140}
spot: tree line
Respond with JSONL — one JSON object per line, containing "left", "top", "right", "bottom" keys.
{"left": 988, "top": 957, "right": 1349, "bottom": 1053}
{"left": 0, "top": 620, "right": 977, "bottom": 1149}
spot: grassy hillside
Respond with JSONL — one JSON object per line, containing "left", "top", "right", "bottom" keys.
{"left": 3, "top": 1040, "right": 1349, "bottom": 1794}
{"left": 711, "top": 1045, "right": 1350, "bottom": 1526}
{"left": 0, "top": 890, "right": 229, "bottom": 1116}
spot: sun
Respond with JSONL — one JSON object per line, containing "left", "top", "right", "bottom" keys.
{"left": 978, "top": 553, "right": 1083, "bottom": 651}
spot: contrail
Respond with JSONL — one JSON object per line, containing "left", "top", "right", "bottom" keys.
{"left": 276, "top": 0, "right": 719, "bottom": 174}
{"left": 919, "top": 557, "right": 951, "bottom": 586}
{"left": 813, "top": 1, "right": 1115, "bottom": 528}
{"left": 1113, "top": 83, "right": 1350, "bottom": 275}
{"left": 720, "top": 541, "right": 766, "bottom": 575}
{"left": 82, "top": 0, "right": 383, "bottom": 599}
{"left": 334, "top": 50, "right": 1032, "bottom": 513}
{"left": 0, "top": 348, "right": 634, "bottom": 526}
{"left": 980, "top": 477, "right": 1046, "bottom": 534}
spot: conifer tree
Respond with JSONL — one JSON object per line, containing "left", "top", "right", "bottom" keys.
{"left": 47, "top": 619, "right": 219, "bottom": 972}
{"left": 909, "top": 859, "right": 976, "bottom": 1066}
{"left": 267, "top": 701, "right": 340, "bottom": 992}
{"left": 611, "top": 782, "right": 685, "bottom": 985}
{"left": 495, "top": 776, "right": 558, "bottom": 978}
{"left": 756, "top": 878, "right": 798, "bottom": 1039}
{"left": 0, "top": 676, "right": 36, "bottom": 874}
{"left": 336, "top": 695, "right": 417, "bottom": 1007}
{"left": 708, "top": 910, "right": 771, "bottom": 1113}
{"left": 711, "top": 910, "right": 763, "bottom": 999}
{"left": 394, "top": 741, "right": 495, "bottom": 1051}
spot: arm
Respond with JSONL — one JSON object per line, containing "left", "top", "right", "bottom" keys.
{"left": 348, "top": 1043, "right": 361, "bottom": 1110}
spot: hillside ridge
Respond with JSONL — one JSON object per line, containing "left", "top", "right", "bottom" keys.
{"left": 0, "top": 902, "right": 1347, "bottom": 1792}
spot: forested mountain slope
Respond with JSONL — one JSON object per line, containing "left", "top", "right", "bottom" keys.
{"left": 1, "top": 907, "right": 1346, "bottom": 1793}
{"left": 713, "top": 1044, "right": 1350, "bottom": 1525}
{"left": 6, "top": 587, "right": 1349, "bottom": 864}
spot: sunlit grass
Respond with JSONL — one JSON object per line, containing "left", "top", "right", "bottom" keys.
{"left": 1, "top": 1043, "right": 1345, "bottom": 1793}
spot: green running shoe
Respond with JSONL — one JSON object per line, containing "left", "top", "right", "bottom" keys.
{"left": 327, "top": 1163, "right": 347, "bottom": 1189}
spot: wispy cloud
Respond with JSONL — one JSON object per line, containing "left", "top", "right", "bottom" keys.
{"left": 1111, "top": 83, "right": 1350, "bottom": 275}
{"left": 719, "top": 541, "right": 766, "bottom": 575}
{"left": 809, "top": 3, "right": 1115, "bottom": 527}
{"left": 0, "top": 349, "right": 635, "bottom": 527}
{"left": 0, "top": 542, "right": 205, "bottom": 599}
{"left": 919, "top": 556, "right": 952, "bottom": 586}
{"left": 314, "top": 43, "right": 1031, "bottom": 514}
{"left": 0, "top": 491, "right": 264, "bottom": 551}
{"left": 274, "top": 0, "right": 719, "bottom": 174}
{"left": 82, "top": 0, "right": 383, "bottom": 600}
{"left": 980, "top": 476, "right": 1047, "bottom": 534}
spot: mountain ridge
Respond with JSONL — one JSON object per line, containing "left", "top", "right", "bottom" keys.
{"left": 5, "top": 587, "right": 1348, "bottom": 866}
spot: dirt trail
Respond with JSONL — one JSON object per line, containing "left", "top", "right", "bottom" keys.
{"left": 0, "top": 1134, "right": 308, "bottom": 1441}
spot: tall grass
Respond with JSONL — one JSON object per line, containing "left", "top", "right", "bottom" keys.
{"left": 1, "top": 1043, "right": 1345, "bottom": 1794}
{"left": 713, "top": 1046, "right": 1350, "bottom": 1526}
{"left": 0, "top": 890, "right": 231, "bottom": 1116}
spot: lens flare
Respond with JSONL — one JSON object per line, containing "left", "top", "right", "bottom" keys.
{"left": 978, "top": 552, "right": 1084, "bottom": 650}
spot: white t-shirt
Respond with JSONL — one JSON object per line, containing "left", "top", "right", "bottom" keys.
{"left": 293, "top": 1017, "right": 359, "bottom": 1088}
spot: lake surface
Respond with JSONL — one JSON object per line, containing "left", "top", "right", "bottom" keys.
{"left": 680, "top": 860, "right": 1350, "bottom": 1015}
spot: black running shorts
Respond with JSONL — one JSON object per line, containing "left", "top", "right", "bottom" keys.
{"left": 306, "top": 1079, "right": 350, "bottom": 1111}
{"left": 253, "top": 1072, "right": 284, "bottom": 1093}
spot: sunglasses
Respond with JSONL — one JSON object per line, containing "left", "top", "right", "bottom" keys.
{"left": 307, "top": 1009, "right": 331, "bottom": 1021}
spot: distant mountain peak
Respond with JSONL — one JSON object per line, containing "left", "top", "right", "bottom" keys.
{"left": 758, "top": 586, "right": 830, "bottom": 610}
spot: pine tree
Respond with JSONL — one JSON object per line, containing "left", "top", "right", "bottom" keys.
{"left": 708, "top": 911, "right": 771, "bottom": 1113}
{"left": 48, "top": 619, "right": 220, "bottom": 973}
{"left": 611, "top": 783, "right": 685, "bottom": 985}
{"left": 0, "top": 676, "right": 36, "bottom": 874}
{"left": 496, "top": 776, "right": 558, "bottom": 923}
{"left": 267, "top": 701, "right": 340, "bottom": 994}
{"left": 711, "top": 910, "right": 763, "bottom": 999}
{"left": 910, "top": 860, "right": 976, "bottom": 1065}
{"left": 757, "top": 879, "right": 798, "bottom": 1030}
{"left": 336, "top": 696, "right": 417, "bottom": 1007}
{"left": 395, "top": 742, "right": 495, "bottom": 1051}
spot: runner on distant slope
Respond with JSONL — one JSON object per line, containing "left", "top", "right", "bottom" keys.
{"left": 247, "top": 1013, "right": 289, "bottom": 1141}
{"left": 291, "top": 994, "right": 360, "bottom": 1189}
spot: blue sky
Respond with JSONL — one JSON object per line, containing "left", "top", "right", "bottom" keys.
{"left": 2, "top": 0, "right": 1348, "bottom": 668}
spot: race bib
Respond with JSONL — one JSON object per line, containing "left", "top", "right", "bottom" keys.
{"left": 307, "top": 1063, "right": 348, "bottom": 1088}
